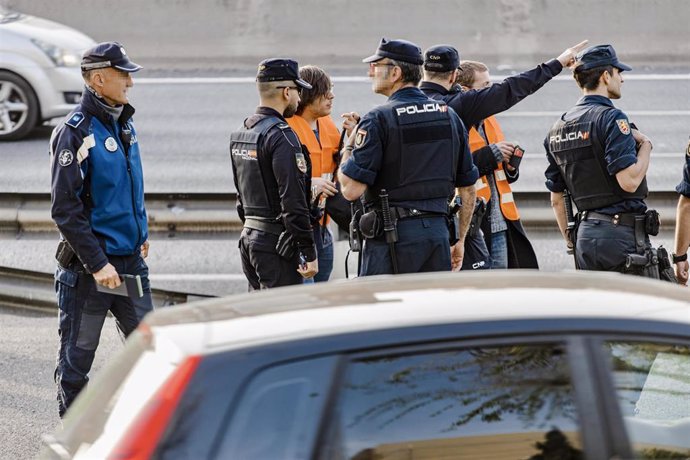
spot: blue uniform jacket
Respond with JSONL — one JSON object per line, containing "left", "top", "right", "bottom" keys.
{"left": 50, "top": 88, "right": 148, "bottom": 273}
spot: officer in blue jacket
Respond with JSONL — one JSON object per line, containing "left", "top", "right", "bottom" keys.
{"left": 544, "top": 44, "right": 655, "bottom": 275}
{"left": 49, "top": 42, "right": 152, "bottom": 417}
{"left": 231, "top": 58, "right": 318, "bottom": 289}
{"left": 338, "top": 38, "right": 479, "bottom": 274}
{"left": 673, "top": 137, "right": 690, "bottom": 285}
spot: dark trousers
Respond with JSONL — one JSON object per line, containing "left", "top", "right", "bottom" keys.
{"left": 54, "top": 253, "right": 153, "bottom": 417}
{"left": 576, "top": 219, "right": 649, "bottom": 272}
{"left": 360, "top": 216, "right": 450, "bottom": 276}
{"left": 239, "top": 228, "right": 302, "bottom": 290}
{"left": 462, "top": 229, "right": 491, "bottom": 270}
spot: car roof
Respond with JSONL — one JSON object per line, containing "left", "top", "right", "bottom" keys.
{"left": 144, "top": 271, "right": 690, "bottom": 354}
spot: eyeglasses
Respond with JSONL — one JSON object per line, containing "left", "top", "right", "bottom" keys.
{"left": 369, "top": 62, "right": 396, "bottom": 68}
{"left": 276, "top": 86, "right": 302, "bottom": 96}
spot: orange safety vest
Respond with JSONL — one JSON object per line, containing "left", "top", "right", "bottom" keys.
{"left": 287, "top": 114, "right": 341, "bottom": 224}
{"left": 468, "top": 116, "right": 519, "bottom": 221}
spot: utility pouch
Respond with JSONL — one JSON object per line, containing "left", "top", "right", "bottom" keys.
{"left": 55, "top": 240, "right": 76, "bottom": 268}
{"left": 275, "top": 231, "right": 296, "bottom": 260}
{"left": 467, "top": 199, "right": 487, "bottom": 238}
{"left": 644, "top": 209, "right": 660, "bottom": 236}
{"left": 359, "top": 210, "right": 383, "bottom": 239}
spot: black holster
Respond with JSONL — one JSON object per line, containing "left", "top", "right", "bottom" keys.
{"left": 359, "top": 210, "right": 383, "bottom": 239}
{"left": 348, "top": 204, "right": 363, "bottom": 252}
{"left": 467, "top": 198, "right": 487, "bottom": 238}
{"left": 55, "top": 240, "right": 76, "bottom": 268}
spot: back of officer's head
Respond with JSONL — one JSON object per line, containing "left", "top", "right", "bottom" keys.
{"left": 423, "top": 45, "right": 459, "bottom": 82}
{"left": 296, "top": 66, "right": 332, "bottom": 115}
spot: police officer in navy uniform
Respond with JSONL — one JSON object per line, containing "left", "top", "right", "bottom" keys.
{"left": 544, "top": 45, "right": 656, "bottom": 275}
{"left": 231, "top": 58, "right": 318, "bottom": 289}
{"left": 50, "top": 42, "right": 152, "bottom": 417}
{"left": 672, "top": 137, "right": 690, "bottom": 285}
{"left": 420, "top": 40, "right": 589, "bottom": 131}
{"left": 338, "top": 38, "right": 479, "bottom": 274}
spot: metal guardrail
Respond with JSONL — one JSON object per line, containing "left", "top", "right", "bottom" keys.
{"left": 0, "top": 265, "right": 206, "bottom": 311}
{"left": 0, "top": 190, "right": 682, "bottom": 233}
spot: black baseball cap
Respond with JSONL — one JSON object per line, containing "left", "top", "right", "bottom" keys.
{"left": 256, "top": 58, "right": 312, "bottom": 89}
{"left": 362, "top": 38, "right": 424, "bottom": 65}
{"left": 575, "top": 44, "right": 632, "bottom": 72}
{"left": 81, "top": 42, "right": 142, "bottom": 72}
{"left": 424, "top": 45, "right": 460, "bottom": 71}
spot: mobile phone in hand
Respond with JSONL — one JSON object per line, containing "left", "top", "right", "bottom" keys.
{"left": 509, "top": 145, "right": 524, "bottom": 169}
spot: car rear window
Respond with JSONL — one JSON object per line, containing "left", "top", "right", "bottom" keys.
{"left": 326, "top": 343, "right": 582, "bottom": 459}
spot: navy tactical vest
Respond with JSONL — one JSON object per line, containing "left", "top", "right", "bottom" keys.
{"left": 230, "top": 116, "right": 286, "bottom": 220}
{"left": 547, "top": 105, "right": 647, "bottom": 211}
{"left": 365, "top": 99, "right": 458, "bottom": 205}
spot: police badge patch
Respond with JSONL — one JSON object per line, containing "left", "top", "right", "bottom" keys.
{"left": 104, "top": 137, "right": 118, "bottom": 152}
{"left": 686, "top": 139, "right": 690, "bottom": 157}
{"left": 355, "top": 128, "right": 367, "bottom": 147}
{"left": 295, "top": 153, "right": 307, "bottom": 173}
{"left": 58, "top": 149, "right": 73, "bottom": 167}
{"left": 616, "top": 119, "right": 630, "bottom": 135}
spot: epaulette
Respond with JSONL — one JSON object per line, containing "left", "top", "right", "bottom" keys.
{"left": 277, "top": 123, "right": 291, "bottom": 130}
{"left": 65, "top": 112, "right": 85, "bottom": 128}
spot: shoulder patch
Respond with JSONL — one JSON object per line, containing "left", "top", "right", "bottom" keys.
{"left": 295, "top": 152, "right": 307, "bottom": 173}
{"left": 65, "top": 112, "right": 84, "bottom": 128}
{"left": 58, "top": 149, "right": 74, "bottom": 167}
{"left": 686, "top": 138, "right": 690, "bottom": 157}
{"left": 355, "top": 128, "right": 367, "bottom": 148}
{"left": 616, "top": 119, "right": 630, "bottom": 135}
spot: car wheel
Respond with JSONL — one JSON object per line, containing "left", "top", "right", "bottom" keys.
{"left": 0, "top": 71, "right": 39, "bottom": 141}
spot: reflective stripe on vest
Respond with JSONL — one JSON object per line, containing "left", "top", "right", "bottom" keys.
{"left": 287, "top": 115, "right": 342, "bottom": 225}
{"left": 468, "top": 116, "right": 519, "bottom": 221}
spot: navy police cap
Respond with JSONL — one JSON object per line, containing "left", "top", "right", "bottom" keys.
{"left": 81, "top": 42, "right": 142, "bottom": 72}
{"left": 256, "top": 58, "right": 313, "bottom": 89}
{"left": 575, "top": 44, "right": 632, "bottom": 72}
{"left": 424, "top": 45, "right": 460, "bottom": 72}
{"left": 363, "top": 38, "right": 424, "bottom": 66}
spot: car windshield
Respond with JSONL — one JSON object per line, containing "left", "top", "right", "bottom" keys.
{"left": 0, "top": 6, "right": 25, "bottom": 24}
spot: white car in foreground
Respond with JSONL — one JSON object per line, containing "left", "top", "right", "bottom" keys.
{"left": 0, "top": 7, "right": 94, "bottom": 140}
{"left": 42, "top": 271, "right": 690, "bottom": 459}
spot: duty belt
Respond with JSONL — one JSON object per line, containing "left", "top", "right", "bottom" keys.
{"left": 582, "top": 211, "right": 640, "bottom": 228}
{"left": 390, "top": 207, "right": 444, "bottom": 220}
{"left": 244, "top": 217, "right": 284, "bottom": 235}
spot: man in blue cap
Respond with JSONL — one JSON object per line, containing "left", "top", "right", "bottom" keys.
{"left": 672, "top": 137, "right": 690, "bottom": 285}
{"left": 338, "top": 38, "right": 479, "bottom": 274}
{"left": 231, "top": 58, "right": 319, "bottom": 289}
{"left": 50, "top": 41, "right": 152, "bottom": 416}
{"left": 544, "top": 44, "right": 668, "bottom": 280}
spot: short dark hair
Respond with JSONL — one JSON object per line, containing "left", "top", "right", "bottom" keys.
{"left": 388, "top": 58, "right": 423, "bottom": 85}
{"left": 573, "top": 65, "right": 614, "bottom": 91}
{"left": 296, "top": 66, "right": 332, "bottom": 115}
{"left": 456, "top": 61, "right": 489, "bottom": 87}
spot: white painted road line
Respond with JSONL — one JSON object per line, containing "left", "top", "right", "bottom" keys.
{"left": 135, "top": 74, "right": 690, "bottom": 85}
{"left": 499, "top": 111, "right": 690, "bottom": 117}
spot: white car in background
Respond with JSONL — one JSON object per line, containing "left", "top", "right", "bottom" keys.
{"left": 0, "top": 7, "right": 94, "bottom": 141}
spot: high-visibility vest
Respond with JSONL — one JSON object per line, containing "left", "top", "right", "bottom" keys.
{"left": 468, "top": 116, "right": 519, "bottom": 221}
{"left": 287, "top": 114, "right": 341, "bottom": 224}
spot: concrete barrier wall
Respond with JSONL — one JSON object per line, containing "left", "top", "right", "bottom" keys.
{"left": 3, "top": 0, "right": 688, "bottom": 72}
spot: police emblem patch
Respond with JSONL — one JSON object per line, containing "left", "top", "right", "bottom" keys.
{"left": 686, "top": 139, "right": 690, "bottom": 157}
{"left": 104, "top": 137, "right": 118, "bottom": 152}
{"left": 616, "top": 119, "right": 630, "bottom": 135}
{"left": 295, "top": 153, "right": 307, "bottom": 173}
{"left": 355, "top": 128, "right": 367, "bottom": 148}
{"left": 58, "top": 149, "right": 73, "bottom": 167}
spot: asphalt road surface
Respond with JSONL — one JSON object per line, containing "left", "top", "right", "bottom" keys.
{"left": 1, "top": 72, "right": 689, "bottom": 193}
